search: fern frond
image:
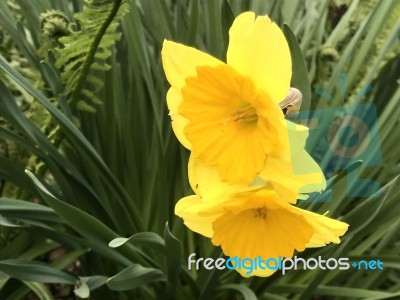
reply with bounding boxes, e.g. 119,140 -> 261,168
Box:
55,0 -> 129,112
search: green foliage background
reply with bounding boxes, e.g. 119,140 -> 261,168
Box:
0,0 -> 399,299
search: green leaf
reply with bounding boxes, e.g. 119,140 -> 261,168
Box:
25,170 -> 119,242
81,275 -> 108,291
22,281 -> 53,300
283,24 -> 311,115
107,264 -> 165,291
343,175 -> 399,238
271,284 -> 393,298
0,198 -> 62,223
0,271 -> 8,290
0,55 -> 143,233
24,170 -> 138,267
74,279 -> 90,299
365,291 -> 400,300
0,215 -> 23,228
0,157 -> 38,196
0,80 -> 39,144
219,284 -> 258,300
108,237 -> 132,248
164,222 -> 183,297
0,260 -> 76,284
221,0 -> 235,55
51,249 -> 89,270
108,232 -> 164,249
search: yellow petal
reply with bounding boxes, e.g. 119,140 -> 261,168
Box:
302,210 -> 349,247
235,266 -> 277,278
210,188 -> 347,277
227,12 -> 292,104
294,149 -> 326,196
166,88 -> 191,149
286,120 -> 309,155
174,195 -> 218,238
188,155 -> 264,202
188,155 -> 236,201
277,198 -> 348,247
287,121 -> 326,196
260,155 -> 325,203
161,40 -> 223,89
212,200 -> 313,261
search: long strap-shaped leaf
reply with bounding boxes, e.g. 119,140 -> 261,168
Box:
0,55 -> 143,233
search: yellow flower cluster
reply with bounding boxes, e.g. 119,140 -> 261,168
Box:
162,12 -> 348,277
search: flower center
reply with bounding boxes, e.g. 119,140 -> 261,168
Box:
230,104 -> 258,124
253,207 -> 267,219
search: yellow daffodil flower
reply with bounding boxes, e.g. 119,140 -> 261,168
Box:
164,11 -> 348,278
162,12 -> 297,183
175,169 -> 348,277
